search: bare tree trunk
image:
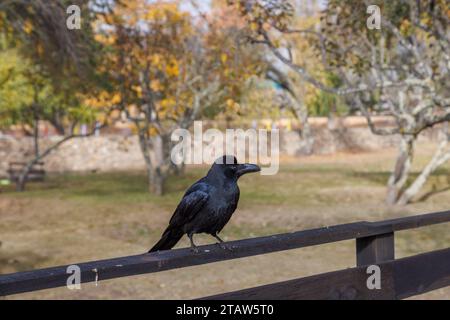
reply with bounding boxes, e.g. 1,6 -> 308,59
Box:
16,164 -> 32,192
149,167 -> 165,195
170,161 -> 185,176
17,115 -> 41,191
291,100 -> 314,155
137,130 -> 172,196
14,120 -> 106,192
149,135 -> 167,196
397,132 -> 450,205
386,135 -> 415,205
137,129 -> 157,195
33,118 -> 40,158
16,135 -> 71,191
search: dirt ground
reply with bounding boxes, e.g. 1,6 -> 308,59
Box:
0,143 -> 449,299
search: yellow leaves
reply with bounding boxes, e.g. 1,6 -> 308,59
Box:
150,80 -> 162,92
149,54 -> 179,78
160,98 -> 176,110
94,34 -> 103,42
94,33 -> 116,45
150,54 -> 162,66
84,91 -> 121,108
250,22 -> 259,31
166,61 -> 179,77
132,85 -> 143,98
36,42 -> 44,57
226,98 -> 240,112
273,39 -> 281,48
419,16 -> 431,27
111,93 -> 121,104
400,19 -> 411,35
144,2 -> 187,25
221,53 -> 228,64
148,127 -> 159,136
23,20 -> 33,34
223,68 -> 231,77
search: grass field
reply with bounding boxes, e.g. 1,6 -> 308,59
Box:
1,144 -> 449,299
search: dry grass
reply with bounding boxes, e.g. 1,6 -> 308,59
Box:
0,143 -> 449,299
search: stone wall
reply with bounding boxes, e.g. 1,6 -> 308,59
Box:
0,135 -> 144,176
0,125 -> 444,177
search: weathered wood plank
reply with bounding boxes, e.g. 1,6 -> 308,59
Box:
201,248 -> 450,300
394,248 -> 450,299
0,210 -> 449,296
356,232 -> 395,266
201,265 -> 396,300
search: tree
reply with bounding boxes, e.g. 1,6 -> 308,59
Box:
264,2 -> 325,154
96,0 -> 263,195
0,0 -> 115,191
0,46 -> 111,191
231,0 -> 450,205
0,0 -> 106,81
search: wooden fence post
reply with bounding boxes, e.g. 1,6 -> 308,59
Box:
356,232 -> 395,266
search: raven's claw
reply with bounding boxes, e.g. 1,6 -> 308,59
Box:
190,246 -> 199,253
217,242 -> 233,251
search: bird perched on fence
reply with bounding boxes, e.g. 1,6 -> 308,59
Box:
149,155 -> 260,253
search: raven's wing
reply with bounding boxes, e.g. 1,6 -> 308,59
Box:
149,181 -> 210,252
167,181 -> 210,229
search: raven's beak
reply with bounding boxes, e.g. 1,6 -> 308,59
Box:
236,163 -> 261,177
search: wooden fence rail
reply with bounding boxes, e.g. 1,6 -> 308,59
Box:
0,210 -> 449,299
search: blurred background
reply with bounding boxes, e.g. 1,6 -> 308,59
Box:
0,0 -> 449,299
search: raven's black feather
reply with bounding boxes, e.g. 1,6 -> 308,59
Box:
148,156 -> 260,252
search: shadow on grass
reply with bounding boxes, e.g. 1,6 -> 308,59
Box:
347,171 -> 391,186
416,186 -> 450,203
347,168 -> 450,190
3,165 -> 449,207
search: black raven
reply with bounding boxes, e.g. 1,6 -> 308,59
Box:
149,155 -> 260,252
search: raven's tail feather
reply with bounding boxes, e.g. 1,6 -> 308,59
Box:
149,228 -> 183,252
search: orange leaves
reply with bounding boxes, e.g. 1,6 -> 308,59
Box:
226,98 -> 234,108
150,80 -> 162,92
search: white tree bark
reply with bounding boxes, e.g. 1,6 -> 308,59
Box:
386,135 -> 414,205
398,133 -> 450,205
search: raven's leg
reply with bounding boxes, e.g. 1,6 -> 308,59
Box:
213,233 -> 225,243
188,233 -> 199,253
212,233 -> 233,251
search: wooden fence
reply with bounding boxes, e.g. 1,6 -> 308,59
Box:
0,210 -> 449,299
